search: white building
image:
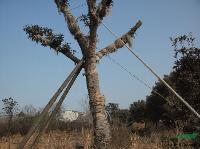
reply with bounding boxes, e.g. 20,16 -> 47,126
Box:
60,110 -> 79,122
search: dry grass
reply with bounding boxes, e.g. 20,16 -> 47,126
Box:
0,127 -> 198,149
0,129 -> 92,149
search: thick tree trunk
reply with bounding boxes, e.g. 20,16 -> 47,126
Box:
84,54 -> 111,148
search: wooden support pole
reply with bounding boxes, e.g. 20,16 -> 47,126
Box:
17,60 -> 84,149
30,66 -> 82,148
102,22 -> 200,119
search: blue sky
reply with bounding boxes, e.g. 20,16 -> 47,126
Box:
0,0 -> 200,111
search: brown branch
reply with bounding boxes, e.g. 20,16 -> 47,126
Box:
33,35 -> 80,63
96,20 -> 142,60
96,0 -> 113,21
87,0 -> 98,32
55,0 -> 89,57
86,0 -> 99,53
87,0 -> 96,14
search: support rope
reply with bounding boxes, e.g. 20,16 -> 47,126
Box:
102,22 -> 200,119
106,55 -> 182,110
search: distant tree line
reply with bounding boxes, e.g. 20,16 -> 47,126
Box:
0,98 -> 91,138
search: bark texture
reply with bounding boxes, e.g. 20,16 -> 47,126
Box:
85,55 -> 111,148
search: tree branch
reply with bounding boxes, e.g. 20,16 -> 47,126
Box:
24,25 -> 80,63
96,0 -> 113,21
87,0 -> 99,53
96,20 -> 142,60
87,0 -> 96,14
55,0 -> 89,57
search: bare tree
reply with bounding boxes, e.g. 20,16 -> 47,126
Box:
22,105 -> 37,116
23,0 -> 142,148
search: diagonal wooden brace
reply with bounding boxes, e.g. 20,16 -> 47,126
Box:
17,60 -> 84,149
30,65 -> 82,148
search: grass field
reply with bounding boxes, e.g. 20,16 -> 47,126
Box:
0,126 -> 198,149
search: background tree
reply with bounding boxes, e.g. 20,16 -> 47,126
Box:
106,102 -> 119,119
145,76 -> 175,126
2,97 -> 19,149
105,103 -> 129,124
22,104 -> 37,116
2,97 -> 19,126
23,0 -> 142,147
129,100 -> 146,123
170,33 -> 200,120
145,33 -> 200,126
115,109 -> 130,124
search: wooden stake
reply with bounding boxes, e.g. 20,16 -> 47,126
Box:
17,60 -> 83,149
30,66 -> 82,148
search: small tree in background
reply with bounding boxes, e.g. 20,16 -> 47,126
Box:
129,100 -> 146,123
2,97 -> 19,125
2,97 -> 19,149
106,103 -> 119,119
22,104 -> 37,116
